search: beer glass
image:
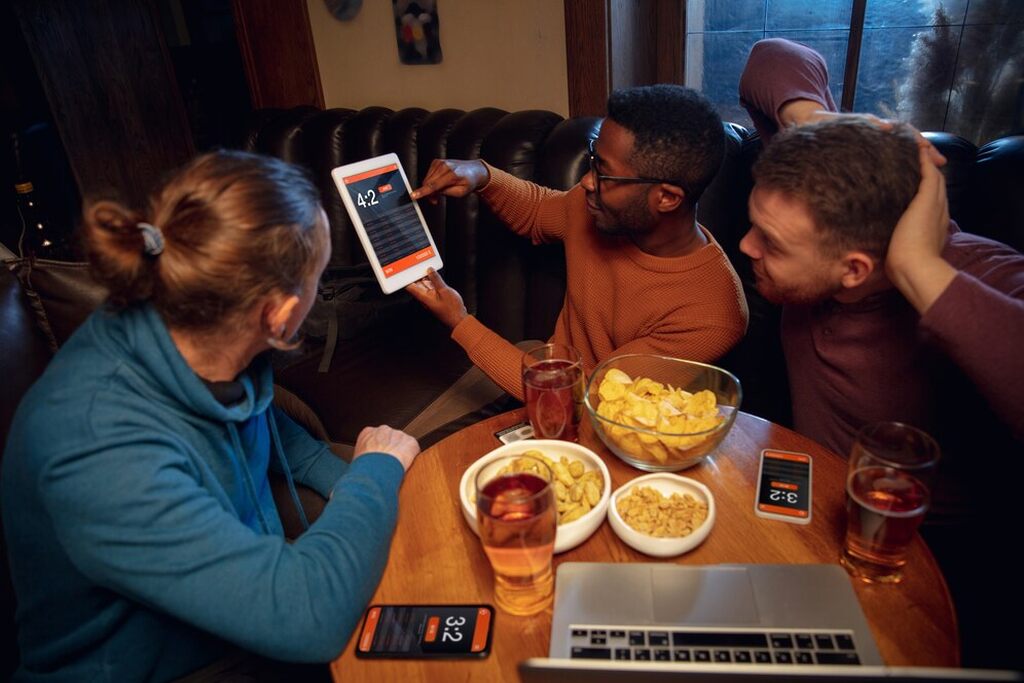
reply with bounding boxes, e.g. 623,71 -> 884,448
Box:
521,343 -> 584,442
475,454 -> 557,615
840,422 -> 940,584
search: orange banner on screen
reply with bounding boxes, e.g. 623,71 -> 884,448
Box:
344,164 -> 398,185
758,503 -> 808,517
471,608 -> 491,652
765,450 -> 810,463
382,246 -> 435,277
424,616 -> 440,643
771,481 -> 798,491
358,607 -> 381,652
378,183 -> 393,193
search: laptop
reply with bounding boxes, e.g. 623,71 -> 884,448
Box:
521,562 -> 1022,681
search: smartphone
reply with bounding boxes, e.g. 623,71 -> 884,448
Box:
755,449 -> 812,524
355,604 -> 494,658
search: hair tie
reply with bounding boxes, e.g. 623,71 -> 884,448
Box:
137,222 -> 165,256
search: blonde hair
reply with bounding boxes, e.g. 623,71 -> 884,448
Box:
82,151 -> 328,332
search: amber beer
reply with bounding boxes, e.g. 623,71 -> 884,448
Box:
840,422 -> 939,584
522,344 -> 584,442
842,467 -> 929,582
476,456 -> 557,615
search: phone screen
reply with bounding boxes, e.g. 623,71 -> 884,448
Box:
756,449 -> 812,522
340,164 -> 436,279
355,604 -> 494,658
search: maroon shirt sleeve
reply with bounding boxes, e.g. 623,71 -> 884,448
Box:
738,38 -> 838,142
921,233 -> 1024,439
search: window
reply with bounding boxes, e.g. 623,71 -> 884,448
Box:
684,0 -> 1024,145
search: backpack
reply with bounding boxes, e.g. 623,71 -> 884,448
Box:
301,263 -> 413,372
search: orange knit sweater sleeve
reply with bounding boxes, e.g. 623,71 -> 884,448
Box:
451,315 -> 529,400
477,164 -> 571,244
446,165 -> 579,401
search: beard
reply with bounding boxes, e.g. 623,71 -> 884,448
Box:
589,190 -> 657,238
751,265 -> 841,306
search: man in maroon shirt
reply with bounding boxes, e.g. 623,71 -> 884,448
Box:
738,38 -> 1024,669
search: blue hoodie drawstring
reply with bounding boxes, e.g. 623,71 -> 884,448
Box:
226,423 -> 272,535
266,410 -> 310,532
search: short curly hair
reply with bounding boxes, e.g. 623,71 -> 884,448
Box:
752,120 -> 922,255
607,85 -> 725,206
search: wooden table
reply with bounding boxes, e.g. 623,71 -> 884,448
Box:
331,410 -> 958,681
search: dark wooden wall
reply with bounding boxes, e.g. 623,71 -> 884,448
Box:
12,0 -> 195,211
231,0 -> 324,110
565,0 -> 685,117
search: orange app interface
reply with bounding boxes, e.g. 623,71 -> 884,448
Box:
356,605 -> 492,656
757,450 -> 810,518
344,165 -> 434,277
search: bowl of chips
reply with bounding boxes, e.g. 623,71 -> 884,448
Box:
459,440 -> 611,554
608,473 -> 715,557
584,354 -> 741,471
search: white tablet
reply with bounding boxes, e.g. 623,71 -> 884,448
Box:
331,153 -> 443,294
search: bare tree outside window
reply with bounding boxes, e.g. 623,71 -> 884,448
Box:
897,1 -> 1024,144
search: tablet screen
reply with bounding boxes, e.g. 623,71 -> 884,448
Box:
340,163 -> 436,279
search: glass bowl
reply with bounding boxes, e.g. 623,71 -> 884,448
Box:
584,354 -> 742,471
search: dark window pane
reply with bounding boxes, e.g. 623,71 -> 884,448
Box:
766,0 -> 853,31
865,0 -> 967,28
685,31 -> 766,128
966,0 -> 1024,25
946,23 -> 1024,144
853,26 -> 960,131
763,30 -> 849,101
686,0 -> 766,32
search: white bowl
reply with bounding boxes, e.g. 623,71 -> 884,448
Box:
607,473 -> 715,557
459,440 -> 611,554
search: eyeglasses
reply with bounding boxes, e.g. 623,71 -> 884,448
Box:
587,138 -> 684,200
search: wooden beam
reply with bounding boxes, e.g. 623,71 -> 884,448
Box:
232,0 -> 324,110
565,0 -> 611,117
11,0 -> 195,210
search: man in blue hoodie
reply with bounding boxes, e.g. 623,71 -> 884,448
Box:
2,151 -> 420,681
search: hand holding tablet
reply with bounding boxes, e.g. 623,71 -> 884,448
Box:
406,268 -> 467,330
331,153 -> 444,293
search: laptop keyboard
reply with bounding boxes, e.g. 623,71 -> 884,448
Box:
568,627 -> 861,665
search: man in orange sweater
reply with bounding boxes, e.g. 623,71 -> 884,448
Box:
407,85 -> 748,401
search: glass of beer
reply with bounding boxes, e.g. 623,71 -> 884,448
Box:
475,454 -> 557,615
522,343 -> 584,442
840,422 -> 940,584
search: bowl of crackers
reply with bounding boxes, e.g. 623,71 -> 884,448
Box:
584,354 -> 741,471
459,440 -> 611,554
608,473 -> 715,557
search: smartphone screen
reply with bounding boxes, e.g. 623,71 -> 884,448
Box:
755,449 -> 812,524
355,604 -> 494,658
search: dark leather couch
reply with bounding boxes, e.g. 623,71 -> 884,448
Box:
1,106 -> 1021,677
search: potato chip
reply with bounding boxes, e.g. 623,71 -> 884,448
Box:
594,372 -> 726,465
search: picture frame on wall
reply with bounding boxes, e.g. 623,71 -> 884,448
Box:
393,0 -> 442,65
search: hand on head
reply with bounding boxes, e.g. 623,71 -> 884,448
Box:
883,143 -> 957,313
353,425 -> 421,472
405,268 -> 468,329
781,99 -> 947,167
410,159 -> 490,204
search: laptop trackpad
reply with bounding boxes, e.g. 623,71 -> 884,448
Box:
651,565 -> 760,624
